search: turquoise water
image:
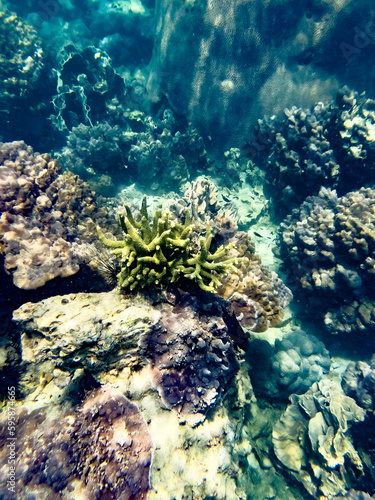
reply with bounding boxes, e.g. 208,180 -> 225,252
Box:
0,1 -> 375,499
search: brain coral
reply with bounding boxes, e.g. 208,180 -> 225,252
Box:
0,141 -> 117,289
279,186 -> 375,333
0,386 -> 153,499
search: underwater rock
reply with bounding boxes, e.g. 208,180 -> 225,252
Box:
272,377 -> 367,498
0,141 -> 118,289
250,330 -> 331,400
0,385 -> 153,499
12,289 -> 157,396
147,0 -> 375,151
13,287 -> 240,425
280,186 -> 375,333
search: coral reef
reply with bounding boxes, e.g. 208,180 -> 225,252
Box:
0,141 -> 117,289
51,44 -> 126,132
257,102 -> 339,213
250,330 -> 331,400
279,186 -> 375,333
272,378 -> 367,498
13,287 -> 241,426
139,288 -> 239,426
0,385 -> 153,499
169,176 -> 221,224
126,109 -> 208,191
0,2 -> 45,119
58,121 -> 130,187
217,232 -> 292,332
98,195 -> 237,292
336,87 -> 375,187
106,179 -> 292,332
342,355 -> 375,410
57,107 -> 208,193
10,287 -> 303,499
246,88 -> 375,216
324,298 -> 375,335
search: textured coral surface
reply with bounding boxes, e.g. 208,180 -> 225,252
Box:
0,386 -> 153,500
0,141 -> 116,289
280,186 -> 375,333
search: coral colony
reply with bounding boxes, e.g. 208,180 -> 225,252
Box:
97,195 -> 237,292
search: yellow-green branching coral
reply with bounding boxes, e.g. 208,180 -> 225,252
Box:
97,196 -> 237,292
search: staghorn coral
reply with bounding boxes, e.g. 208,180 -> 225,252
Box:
279,186 -> 375,333
0,385 -> 153,499
0,141 -> 117,289
98,195 -> 237,292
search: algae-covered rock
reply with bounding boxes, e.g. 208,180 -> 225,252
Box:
13,287 -> 240,424
13,289 -> 158,396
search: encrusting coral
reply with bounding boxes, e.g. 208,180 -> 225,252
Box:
0,386 -> 153,499
98,195 -> 237,292
0,141 -> 118,289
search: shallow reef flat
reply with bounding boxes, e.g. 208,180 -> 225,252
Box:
2,288 -> 300,500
